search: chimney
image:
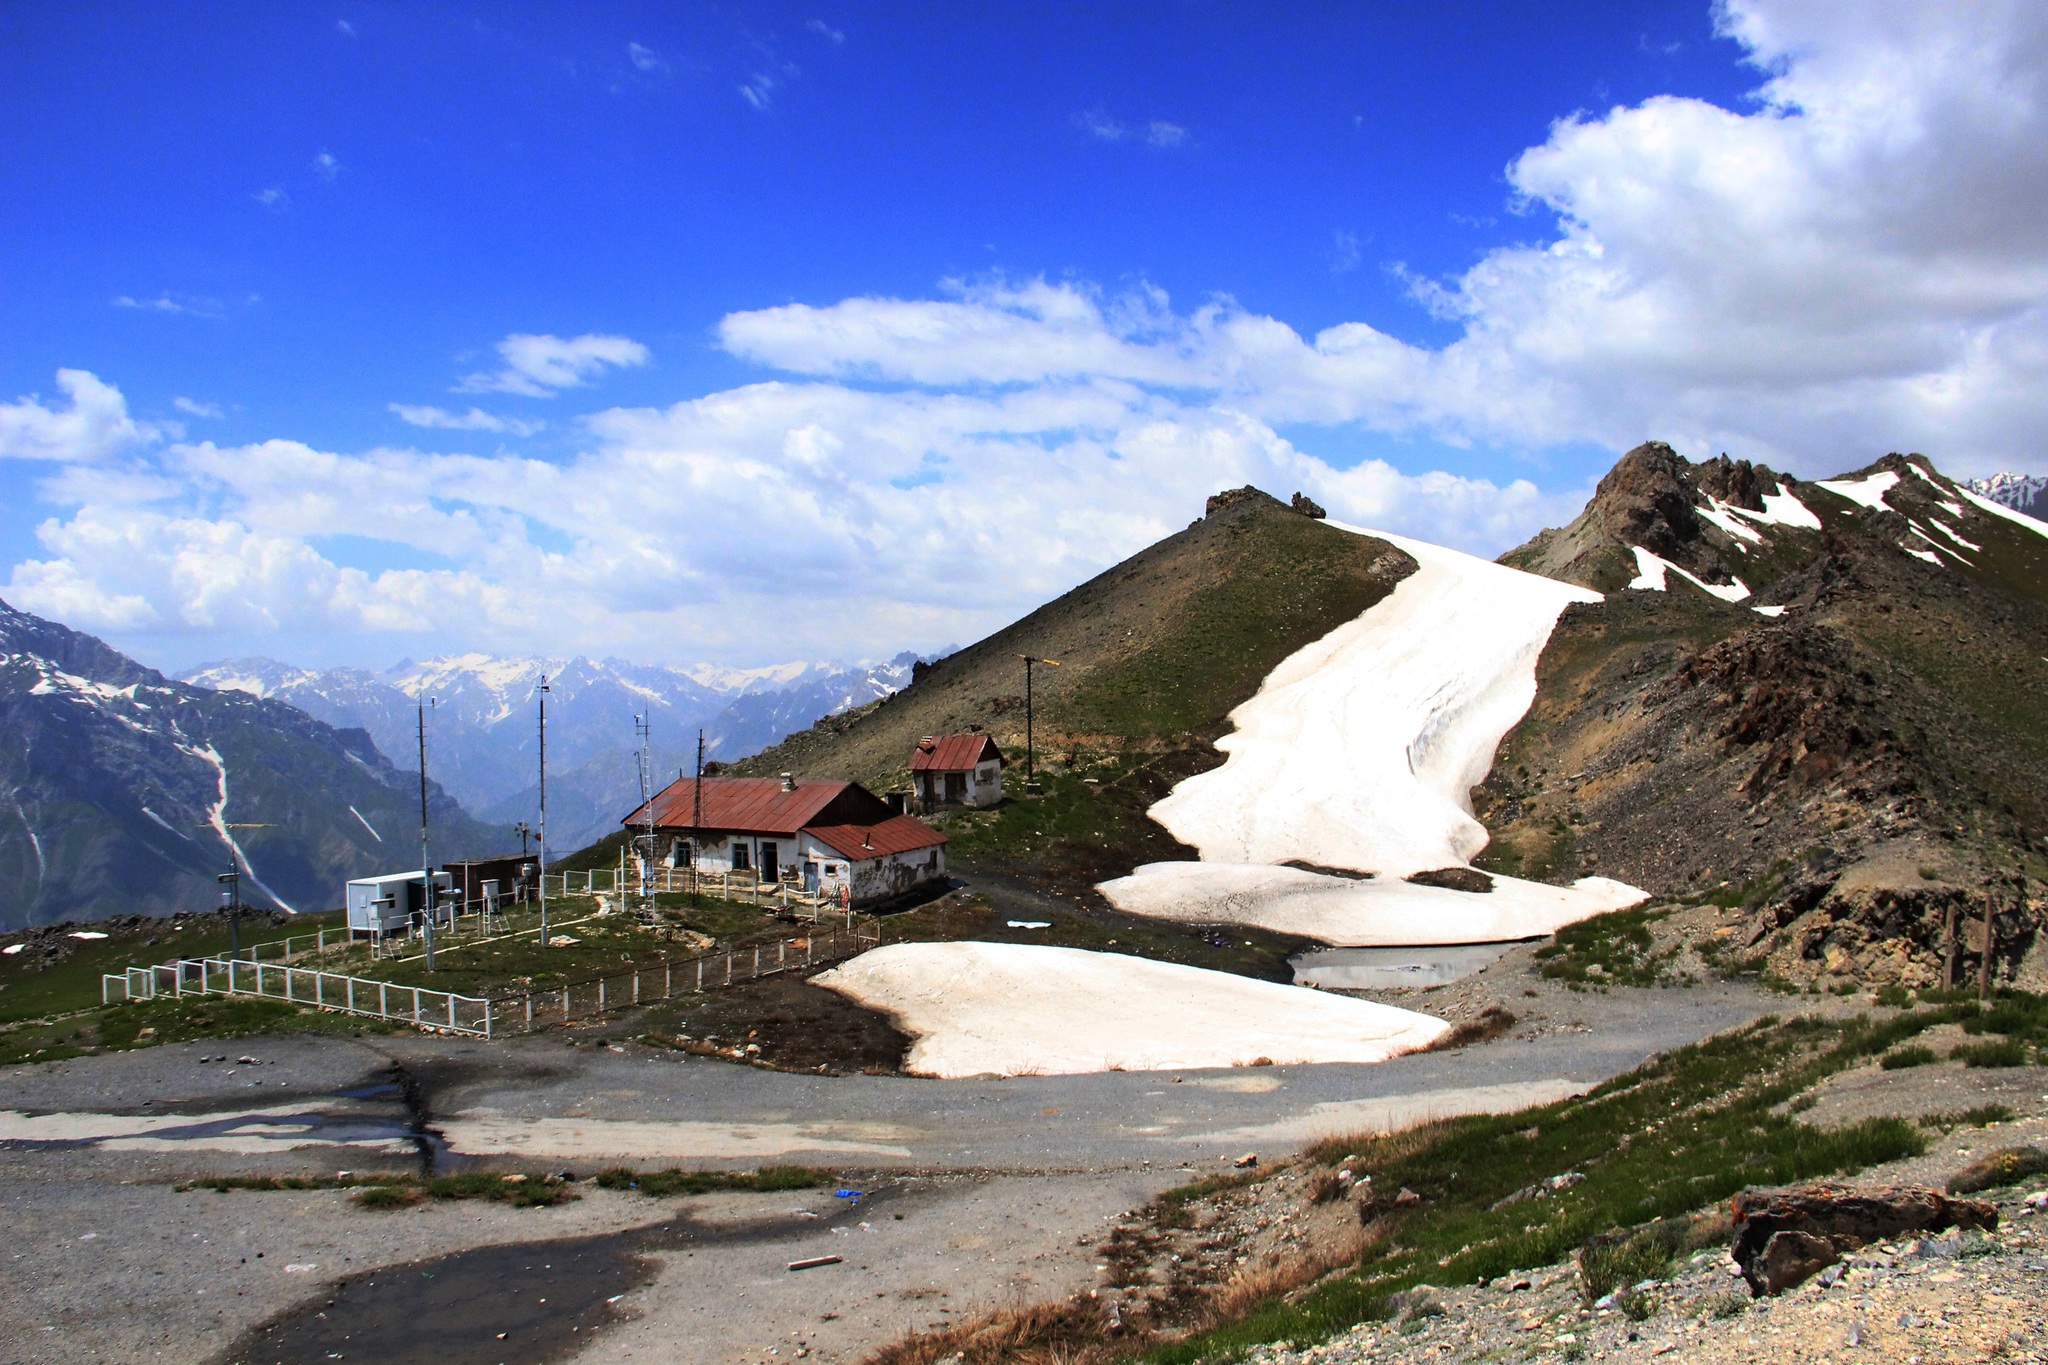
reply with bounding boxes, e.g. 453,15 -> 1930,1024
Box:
780,772 -> 796,792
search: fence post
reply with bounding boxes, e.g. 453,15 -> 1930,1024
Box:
412,986 -> 422,1024
317,972 -> 325,1009
599,979 -> 606,1011
285,969 -> 294,1003
447,995 -> 456,1029
347,977 -> 355,1013
779,941 -> 786,971
562,985 -> 570,1018
525,995 -> 533,1029
725,953 -> 732,986
754,945 -> 760,978
633,973 -> 640,1004
697,958 -> 703,992
665,961 -> 672,997
484,999 -> 493,1040
380,982 -> 389,1018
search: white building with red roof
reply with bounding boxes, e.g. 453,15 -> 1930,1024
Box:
622,773 -> 946,906
909,733 -> 1005,810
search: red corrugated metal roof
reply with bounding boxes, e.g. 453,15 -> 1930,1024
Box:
806,814 -> 948,861
909,733 -> 1002,772
624,776 -> 851,835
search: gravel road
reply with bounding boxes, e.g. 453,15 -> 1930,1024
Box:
0,953 -> 1786,1364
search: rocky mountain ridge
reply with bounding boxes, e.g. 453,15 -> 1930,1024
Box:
0,598 -> 508,930
1489,443 -> 2048,988
182,649 -> 935,850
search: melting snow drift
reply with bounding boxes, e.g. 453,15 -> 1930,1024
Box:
1098,526 -> 1647,947
813,942 -> 1450,1077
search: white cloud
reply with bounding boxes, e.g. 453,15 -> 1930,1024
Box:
173,397 -> 224,419
17,0 -> 2048,662
455,332 -> 651,397
335,19 -> 355,38
3,367 -> 1573,659
724,0 -> 2048,478
1075,112 -> 1189,149
627,42 -> 667,73
389,404 -> 544,436
252,186 -> 289,212
0,371 -> 163,464
739,73 -> 777,110
1077,110 -> 1125,141
311,150 -> 341,180
806,19 -> 845,44
113,293 -> 221,318
1331,231 -> 1363,274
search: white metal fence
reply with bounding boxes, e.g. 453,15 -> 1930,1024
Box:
99,923 -> 884,1040
103,956 -> 494,1036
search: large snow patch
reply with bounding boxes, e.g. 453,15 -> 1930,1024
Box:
812,942 -> 1449,1077
1100,862 -> 1648,948
1097,527 -> 1647,946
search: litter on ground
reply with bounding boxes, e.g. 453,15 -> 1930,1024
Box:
812,941 -> 1448,1078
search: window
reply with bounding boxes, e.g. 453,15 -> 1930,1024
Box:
731,841 -> 750,872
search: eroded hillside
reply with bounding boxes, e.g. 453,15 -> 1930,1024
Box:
1484,444 -> 2048,988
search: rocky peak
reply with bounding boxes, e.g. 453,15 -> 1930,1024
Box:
1500,441 -> 1793,593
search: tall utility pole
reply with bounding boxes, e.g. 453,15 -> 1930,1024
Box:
538,675 -> 550,947
1013,654 -> 1061,789
692,728 -> 705,901
634,713 -> 655,920
417,695 -> 436,972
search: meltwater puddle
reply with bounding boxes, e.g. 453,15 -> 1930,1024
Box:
1289,941 -> 1524,989
221,1188 -> 897,1365
0,1064 -> 451,1169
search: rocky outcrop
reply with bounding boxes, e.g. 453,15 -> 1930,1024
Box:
1501,441 -> 1790,593
1731,1183 -> 1997,1295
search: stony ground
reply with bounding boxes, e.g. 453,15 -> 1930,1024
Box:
1149,1110 -> 2048,1365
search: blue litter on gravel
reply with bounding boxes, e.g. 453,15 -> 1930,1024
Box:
834,1189 -> 863,1199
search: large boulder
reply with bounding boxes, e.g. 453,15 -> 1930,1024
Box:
1731,1183 -> 1997,1295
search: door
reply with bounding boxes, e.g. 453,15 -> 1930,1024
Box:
759,841 -> 778,883
803,860 -> 820,892
945,772 -> 966,803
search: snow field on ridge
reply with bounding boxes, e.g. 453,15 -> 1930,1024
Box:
1099,527 -> 1646,947
811,942 -> 1451,1078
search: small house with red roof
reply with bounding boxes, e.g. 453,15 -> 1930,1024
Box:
622,773 -> 946,906
909,733 -> 1005,811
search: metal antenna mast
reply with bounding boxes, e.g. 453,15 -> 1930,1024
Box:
538,674 -> 550,948
692,728 -> 705,901
1013,654 -> 1061,789
417,693 -> 436,971
635,712 -> 655,920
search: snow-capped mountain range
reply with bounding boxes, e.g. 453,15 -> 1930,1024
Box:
0,597 -> 504,930
1964,472 -> 2048,521
179,651 -> 937,852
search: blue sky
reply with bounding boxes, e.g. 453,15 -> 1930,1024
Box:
3,2 -> 2044,669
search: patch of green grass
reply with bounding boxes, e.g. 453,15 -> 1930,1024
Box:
1153,1005 -> 1972,1365
1880,1045 -> 1938,1070
179,1174 -> 410,1193
1920,1105 -> 2016,1132
1060,511 -> 1406,737
1531,906 -> 1678,988
591,1165 -> 822,1196
1953,1038 -> 2030,1068
1875,985 -> 1916,1009
1,993 -> 378,1065
420,1171 -> 577,1207
0,914 -> 341,1026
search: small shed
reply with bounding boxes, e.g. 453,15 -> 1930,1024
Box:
910,733 -> 1005,810
345,870 -> 452,938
